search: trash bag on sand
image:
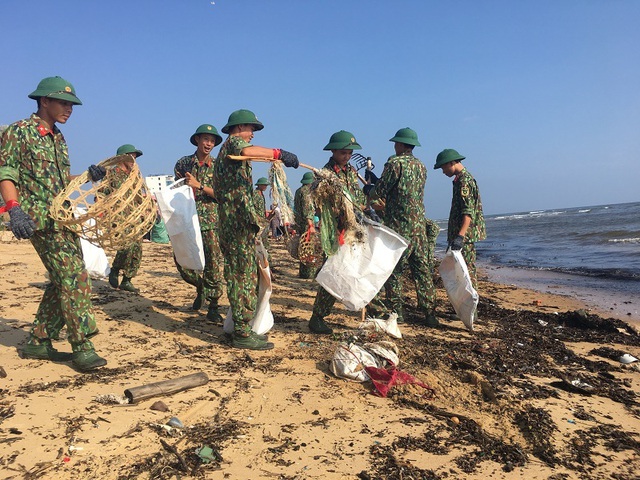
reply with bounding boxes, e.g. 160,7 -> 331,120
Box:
439,249 -> 477,331
358,312 -> 402,339
329,343 -> 380,382
223,242 -> 274,336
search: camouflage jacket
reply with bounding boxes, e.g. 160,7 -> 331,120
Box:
294,184 -> 315,232
322,157 -> 365,209
253,189 -> 268,225
448,168 -> 486,243
174,153 -> 218,231
370,154 -> 427,237
0,114 -> 71,231
100,164 -> 131,195
214,135 -> 260,230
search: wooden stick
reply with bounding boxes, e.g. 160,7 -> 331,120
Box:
228,155 -> 318,172
124,372 -> 209,403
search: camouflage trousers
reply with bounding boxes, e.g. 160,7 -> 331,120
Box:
462,242 -> 478,291
298,262 -> 317,279
387,233 -> 436,314
112,240 -> 142,278
29,228 -> 97,352
259,222 -> 272,265
175,229 -> 224,304
218,224 -> 258,336
425,217 -> 440,271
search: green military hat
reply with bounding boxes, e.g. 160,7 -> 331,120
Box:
255,177 -> 269,186
116,144 -> 143,157
190,124 -> 223,146
323,130 -> 362,151
390,127 -> 421,147
300,172 -> 314,184
434,148 -> 465,169
28,76 -> 82,105
221,109 -> 264,134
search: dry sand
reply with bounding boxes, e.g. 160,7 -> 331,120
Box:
1,235 -> 639,479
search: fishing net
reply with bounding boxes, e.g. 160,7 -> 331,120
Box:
49,154 -> 156,250
310,169 -> 365,256
268,162 -> 294,226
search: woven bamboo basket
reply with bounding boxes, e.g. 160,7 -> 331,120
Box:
49,154 -> 156,250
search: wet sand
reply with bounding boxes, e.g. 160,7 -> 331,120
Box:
0,236 -> 639,479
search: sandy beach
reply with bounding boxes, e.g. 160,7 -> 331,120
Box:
1,235 -> 639,479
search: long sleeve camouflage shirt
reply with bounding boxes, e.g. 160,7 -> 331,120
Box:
448,168 -> 486,243
322,157 -> 365,209
369,153 -> 427,238
214,135 -> 261,230
294,184 -> 315,232
174,153 -> 218,231
0,114 -> 71,231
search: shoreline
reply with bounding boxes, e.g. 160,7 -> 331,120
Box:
478,261 -> 640,326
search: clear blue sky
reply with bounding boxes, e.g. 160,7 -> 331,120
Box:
1,0 -> 638,220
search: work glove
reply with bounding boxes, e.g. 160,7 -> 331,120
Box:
449,234 -> 464,251
362,184 -> 375,196
8,205 -> 36,240
364,207 -> 382,223
364,170 -> 379,185
278,150 -> 299,169
88,164 -> 107,182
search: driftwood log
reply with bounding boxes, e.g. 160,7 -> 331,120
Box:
124,372 -> 209,404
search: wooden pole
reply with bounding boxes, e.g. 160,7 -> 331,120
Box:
124,372 -> 209,404
228,155 -> 318,172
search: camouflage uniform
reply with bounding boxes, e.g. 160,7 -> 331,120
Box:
425,217 -> 440,273
173,153 -> 224,306
214,136 -> 260,336
370,154 -> 436,316
447,168 -> 486,289
253,188 -> 271,261
311,158 -> 387,319
0,115 -> 97,352
101,166 -> 143,278
293,183 -> 317,278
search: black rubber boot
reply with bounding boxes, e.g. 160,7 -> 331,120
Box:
108,269 -> 119,289
309,315 -> 333,334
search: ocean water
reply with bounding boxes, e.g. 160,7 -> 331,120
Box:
434,201 -> 640,320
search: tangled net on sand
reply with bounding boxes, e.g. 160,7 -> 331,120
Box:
310,169 -> 365,256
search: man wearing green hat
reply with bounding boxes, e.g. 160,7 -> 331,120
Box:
104,144 -> 145,293
173,124 -> 226,323
0,76 -> 107,371
434,148 -> 486,290
366,128 -> 438,327
214,109 -> 299,350
294,171 -> 317,278
307,130 -> 389,334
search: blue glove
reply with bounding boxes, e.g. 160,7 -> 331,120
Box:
450,234 -> 464,251
364,170 -> 379,185
363,184 -> 375,196
278,150 -> 299,169
88,164 -> 107,182
8,205 -> 36,239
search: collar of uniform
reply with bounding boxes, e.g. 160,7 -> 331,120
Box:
195,153 -> 212,167
453,167 -> 466,183
31,114 -> 54,137
328,158 -> 351,173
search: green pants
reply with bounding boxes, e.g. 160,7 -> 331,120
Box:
112,240 -> 142,278
175,229 -> 224,304
29,228 -> 97,352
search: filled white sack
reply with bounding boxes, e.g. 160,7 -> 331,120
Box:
439,249 -> 478,331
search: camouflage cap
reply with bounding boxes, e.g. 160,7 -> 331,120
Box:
28,76 -> 82,105
190,124 -> 223,146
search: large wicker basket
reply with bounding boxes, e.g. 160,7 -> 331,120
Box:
49,154 -> 156,250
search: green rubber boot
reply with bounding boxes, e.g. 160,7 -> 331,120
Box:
309,314 -> 333,334
72,350 -> 108,371
119,277 -> 140,293
108,269 -> 119,289
231,331 -> 274,350
423,312 -> 440,328
22,340 -> 72,362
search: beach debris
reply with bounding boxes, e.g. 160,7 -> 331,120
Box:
160,438 -> 189,472
124,372 -> 209,404
538,319 -> 548,327
556,377 -> 597,395
195,445 -> 222,464
0,366 -> 6,378
68,445 -> 84,453
94,393 -> 130,405
359,313 -> 402,339
166,417 -> 184,429
150,400 -> 169,412
618,353 -> 638,364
